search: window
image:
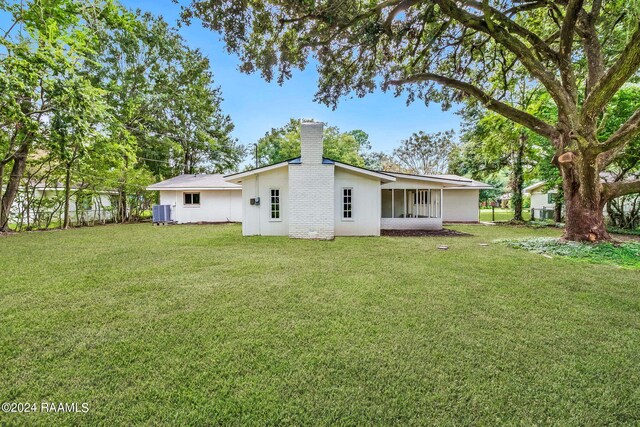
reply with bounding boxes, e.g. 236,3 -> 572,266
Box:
184,192 -> 200,206
343,188 -> 352,219
548,193 -> 556,204
270,189 -> 280,220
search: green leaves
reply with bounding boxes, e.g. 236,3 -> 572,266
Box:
255,118 -> 369,167
392,130 -> 455,175
1,0 -> 240,229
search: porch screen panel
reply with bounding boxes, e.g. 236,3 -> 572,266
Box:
416,190 -> 429,218
406,190 -> 416,218
392,189 -> 405,218
431,190 -> 441,218
381,189 -> 393,218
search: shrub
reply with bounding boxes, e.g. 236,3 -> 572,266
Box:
498,237 -> 640,269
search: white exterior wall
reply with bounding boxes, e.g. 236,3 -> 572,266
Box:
381,177 -> 444,191
442,189 -> 480,222
11,189 -> 115,224
241,167 -> 289,236
334,168 -> 381,236
288,163 -> 335,239
530,190 -> 555,210
160,189 -> 241,223
380,218 -> 442,230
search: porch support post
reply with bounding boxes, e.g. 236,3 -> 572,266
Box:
440,188 -> 443,220
404,189 -> 407,218
391,189 -> 394,218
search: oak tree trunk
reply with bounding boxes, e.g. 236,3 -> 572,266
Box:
511,133 -> 526,221
0,142 -> 29,232
558,149 -> 610,242
119,189 -> 128,223
0,162 -> 5,227
62,163 -> 72,229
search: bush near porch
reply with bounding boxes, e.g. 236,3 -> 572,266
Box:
1,223 -> 639,425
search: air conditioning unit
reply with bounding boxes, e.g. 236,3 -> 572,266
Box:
152,204 -> 172,224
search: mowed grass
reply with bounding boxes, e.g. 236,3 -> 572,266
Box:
479,208 -> 532,222
1,224 -> 640,426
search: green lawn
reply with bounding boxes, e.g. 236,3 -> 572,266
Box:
479,208 -> 532,222
1,224 -> 639,425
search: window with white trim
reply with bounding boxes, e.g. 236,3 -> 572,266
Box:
183,192 -> 200,206
342,188 -> 352,219
270,189 -> 280,220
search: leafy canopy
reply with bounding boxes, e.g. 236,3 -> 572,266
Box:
255,118 -> 371,167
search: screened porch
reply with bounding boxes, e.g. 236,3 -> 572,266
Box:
380,188 -> 443,230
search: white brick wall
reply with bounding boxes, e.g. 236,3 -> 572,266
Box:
287,121 -> 336,239
300,121 -> 324,164
288,163 -> 335,239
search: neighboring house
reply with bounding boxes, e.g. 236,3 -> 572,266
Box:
526,176 -> 640,221
146,174 -> 242,223
11,184 -> 116,226
223,121 -> 491,239
524,182 -> 558,219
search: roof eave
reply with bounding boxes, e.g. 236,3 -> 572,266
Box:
146,186 -> 241,191
223,160 -> 291,182
333,162 -> 396,182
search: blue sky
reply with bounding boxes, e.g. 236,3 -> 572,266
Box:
122,0 -> 462,154
0,0 -> 462,154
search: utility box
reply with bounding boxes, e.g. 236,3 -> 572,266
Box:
152,204 -> 172,224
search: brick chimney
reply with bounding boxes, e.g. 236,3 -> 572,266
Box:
288,119 -> 335,239
300,120 -> 324,164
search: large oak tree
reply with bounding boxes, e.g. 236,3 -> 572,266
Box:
184,0 -> 640,241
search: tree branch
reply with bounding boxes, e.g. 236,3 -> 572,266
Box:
582,21 -> 640,122
602,179 -> 640,200
464,0 -> 560,63
433,0 -> 577,121
558,0 -> 583,103
385,73 -> 559,139
578,6 -> 604,97
383,0 -> 420,33
599,107 -> 640,153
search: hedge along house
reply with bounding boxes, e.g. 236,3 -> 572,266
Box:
146,174 -> 242,223
224,121 -> 491,239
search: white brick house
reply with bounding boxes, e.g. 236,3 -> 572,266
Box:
224,121 -> 491,239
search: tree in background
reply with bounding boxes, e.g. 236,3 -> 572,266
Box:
90,9 -> 242,221
0,0 -> 117,231
600,85 -> 640,229
185,0 -> 640,241
255,119 -> 370,167
392,130 -> 455,175
361,151 -> 405,172
48,78 -> 108,229
452,108 -> 543,221
1,1 -> 242,231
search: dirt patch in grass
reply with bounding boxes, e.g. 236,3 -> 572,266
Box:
611,233 -> 640,242
381,228 -> 473,237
